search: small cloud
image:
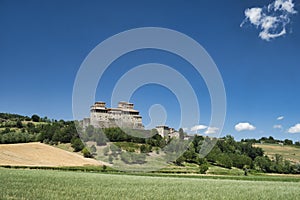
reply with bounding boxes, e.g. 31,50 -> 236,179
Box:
273,124 -> 283,129
235,122 -> 256,132
277,116 -> 284,120
288,123 -> 300,133
182,128 -> 189,132
273,0 -> 297,14
241,0 -> 297,41
204,127 -> 219,135
190,124 -> 207,132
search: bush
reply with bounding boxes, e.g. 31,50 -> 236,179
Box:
199,164 -> 209,174
82,147 -> 92,158
108,155 -> 113,164
217,154 -> 233,169
16,120 -> 23,128
120,151 -> 146,164
31,114 -> 40,122
140,144 -> 152,153
71,138 -> 84,152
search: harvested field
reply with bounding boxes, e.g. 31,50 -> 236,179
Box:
254,143 -> 300,163
0,142 -> 103,167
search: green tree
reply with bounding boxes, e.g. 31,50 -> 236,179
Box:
199,163 -> 209,174
179,128 -> 184,140
82,147 -> 92,158
31,114 -> 40,122
16,120 -> 23,128
108,155 -> 113,164
254,156 -> 271,172
103,146 -> 110,156
71,138 -> 84,152
175,155 -> 185,166
217,153 -> 233,169
284,139 -> 293,145
85,125 -> 95,138
90,145 -> 97,154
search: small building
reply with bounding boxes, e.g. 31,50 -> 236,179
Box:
155,125 -> 179,139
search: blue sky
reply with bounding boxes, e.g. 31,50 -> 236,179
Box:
1,0 -> 300,141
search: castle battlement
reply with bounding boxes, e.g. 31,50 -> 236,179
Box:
85,101 -> 144,129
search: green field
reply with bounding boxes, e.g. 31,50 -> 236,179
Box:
1,168 -> 300,200
254,143 -> 300,163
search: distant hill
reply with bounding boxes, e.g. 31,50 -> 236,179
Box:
254,143 -> 300,164
0,142 -> 104,167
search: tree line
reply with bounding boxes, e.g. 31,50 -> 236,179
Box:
1,113 -> 300,174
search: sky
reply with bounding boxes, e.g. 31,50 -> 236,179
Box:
1,0 -> 300,141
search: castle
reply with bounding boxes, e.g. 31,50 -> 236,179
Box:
83,101 -> 144,129
82,101 -> 180,139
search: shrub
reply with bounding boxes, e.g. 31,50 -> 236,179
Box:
199,164 -> 209,174
31,114 -> 40,122
82,147 -> 92,158
71,138 -> 84,152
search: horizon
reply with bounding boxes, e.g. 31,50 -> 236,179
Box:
1,0 -> 300,142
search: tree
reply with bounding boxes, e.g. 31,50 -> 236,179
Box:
199,164 -> 209,174
82,147 -> 92,158
85,125 -> 95,138
1,127 -> 10,134
16,120 -> 23,128
31,114 -> 40,122
26,122 -> 35,133
283,139 -> 293,145
90,145 -> 97,154
71,138 -> 84,152
231,154 -> 252,169
108,155 -> 113,164
175,155 -> 185,166
94,128 -> 106,146
140,144 -> 152,153
103,146 -> 110,156
217,153 -> 233,169
179,128 -> 184,140
254,156 -> 271,172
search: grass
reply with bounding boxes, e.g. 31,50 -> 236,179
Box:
208,165 -> 244,176
254,143 -> 300,163
114,142 -> 141,152
1,168 -> 300,200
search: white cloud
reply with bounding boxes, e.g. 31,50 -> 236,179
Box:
277,116 -> 284,120
241,0 -> 297,41
204,127 -> 219,135
288,124 -> 300,133
182,128 -> 189,132
273,124 -> 283,129
244,8 -> 263,26
235,122 -> 256,132
190,124 -> 207,132
273,0 -> 297,13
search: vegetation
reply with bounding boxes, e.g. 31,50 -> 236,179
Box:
1,168 -> 300,200
1,112 -> 300,174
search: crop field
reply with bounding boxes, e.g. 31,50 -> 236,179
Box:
0,142 -> 103,167
254,143 -> 300,163
1,168 -> 300,200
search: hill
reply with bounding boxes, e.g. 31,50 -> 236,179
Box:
0,142 -> 104,167
254,143 -> 300,164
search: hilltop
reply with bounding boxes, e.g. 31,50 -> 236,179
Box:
1,112 -> 300,175
254,143 -> 300,164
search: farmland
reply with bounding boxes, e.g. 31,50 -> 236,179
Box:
1,168 -> 300,200
0,142 -> 104,167
254,143 -> 300,163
